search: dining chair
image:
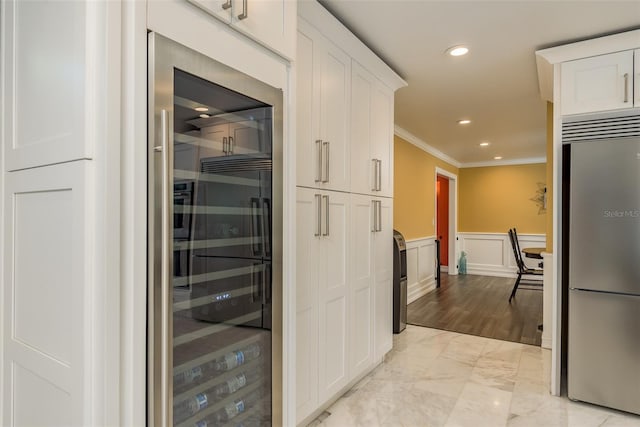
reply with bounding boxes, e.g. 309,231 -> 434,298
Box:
508,228 -> 543,303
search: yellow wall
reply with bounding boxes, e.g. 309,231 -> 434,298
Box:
458,163 -> 546,234
393,135 -> 458,240
546,102 -> 554,252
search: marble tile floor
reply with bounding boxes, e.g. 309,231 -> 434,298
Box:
308,325 -> 640,427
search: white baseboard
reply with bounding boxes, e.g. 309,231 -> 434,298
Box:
405,236 -> 437,304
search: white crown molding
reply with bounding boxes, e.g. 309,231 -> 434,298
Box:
394,126 -> 546,169
394,125 -> 462,168
460,157 -> 547,168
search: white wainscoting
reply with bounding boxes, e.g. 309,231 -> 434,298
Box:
405,237 -> 438,304
459,232 -> 546,277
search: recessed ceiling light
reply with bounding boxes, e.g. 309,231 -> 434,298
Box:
457,119 -> 471,125
195,106 -> 209,112
446,45 -> 469,57
199,114 -> 210,119
494,156 -> 503,160
480,142 -> 490,147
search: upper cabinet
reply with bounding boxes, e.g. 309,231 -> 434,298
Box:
187,0 -> 295,59
351,61 -> 394,197
561,50 -> 636,115
296,22 -> 351,192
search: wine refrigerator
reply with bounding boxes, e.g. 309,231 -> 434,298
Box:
148,32 -> 283,426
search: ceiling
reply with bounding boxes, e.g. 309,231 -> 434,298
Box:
319,0 -> 640,167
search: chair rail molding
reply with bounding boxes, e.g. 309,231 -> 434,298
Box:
405,236 -> 437,304
459,232 -> 546,278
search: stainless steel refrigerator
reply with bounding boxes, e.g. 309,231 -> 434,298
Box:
565,111 -> 640,415
148,33 -> 283,426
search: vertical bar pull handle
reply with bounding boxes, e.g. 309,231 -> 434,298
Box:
159,109 -> 172,426
322,141 -> 330,183
623,73 -> 629,103
229,135 -> 234,154
223,136 -> 228,154
371,159 -> 377,191
314,194 -> 322,237
378,200 -> 382,232
372,200 -> 377,232
377,159 -> 382,191
238,0 -> 248,20
222,0 -> 231,9
315,140 -> 322,183
323,195 -> 330,236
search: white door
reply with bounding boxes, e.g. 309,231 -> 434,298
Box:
229,119 -> 262,155
318,190 -> 350,402
200,123 -> 229,158
187,0 -> 233,23
561,50 -> 634,115
295,188 -> 320,421
350,61 -> 374,195
318,38 -> 351,192
371,81 -> 394,197
374,197 -> 394,359
349,194 -> 374,378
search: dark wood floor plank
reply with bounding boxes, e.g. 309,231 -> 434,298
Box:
407,273 -> 543,346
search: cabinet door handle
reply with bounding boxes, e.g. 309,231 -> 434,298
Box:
377,159 -> 382,191
371,159 -> 377,191
322,195 -> 330,236
222,0 -> 231,9
314,194 -> 321,237
223,136 -> 228,154
315,140 -> 322,183
322,141 -> 330,183
371,200 -> 377,232
238,0 -> 248,20
229,135 -> 234,154
623,73 -> 629,103
377,200 -> 382,232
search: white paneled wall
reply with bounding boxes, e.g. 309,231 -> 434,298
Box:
405,237 -> 438,303
459,232 -> 546,277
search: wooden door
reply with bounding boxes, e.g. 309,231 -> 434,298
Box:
436,175 -> 449,265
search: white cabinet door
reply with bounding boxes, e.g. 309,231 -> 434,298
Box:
371,83 -> 394,197
187,0 -> 295,59
229,120 -> 262,154
350,62 -> 375,195
318,190 -> 350,402
349,194 -> 374,378
295,188 -> 320,422
297,23 -> 350,191
635,49 -> 640,108
373,197 -> 393,359
561,50 -> 634,115
200,124 -> 229,158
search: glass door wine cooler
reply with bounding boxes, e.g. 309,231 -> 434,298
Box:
148,33 -> 283,427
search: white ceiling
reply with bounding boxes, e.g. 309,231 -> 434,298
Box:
319,0 -> 640,166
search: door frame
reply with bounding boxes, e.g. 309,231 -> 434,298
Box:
435,167 -> 458,275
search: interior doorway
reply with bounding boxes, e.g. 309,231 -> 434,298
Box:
435,168 -> 457,274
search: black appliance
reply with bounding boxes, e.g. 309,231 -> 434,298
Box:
393,230 -> 407,333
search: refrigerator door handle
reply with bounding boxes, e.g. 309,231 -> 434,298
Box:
159,109 -> 173,426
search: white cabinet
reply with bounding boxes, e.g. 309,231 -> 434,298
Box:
295,187 -> 350,422
561,50 -> 636,115
351,61 -> 394,197
373,197 -> 393,358
186,0 -> 295,59
296,22 -> 351,192
635,49 -> 640,108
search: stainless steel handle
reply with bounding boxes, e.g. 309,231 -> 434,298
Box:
262,198 -> 271,257
322,195 -> 329,236
229,135 -> 234,154
315,140 -> 322,183
322,141 -> 330,183
623,73 -> 629,103
377,160 -> 382,191
371,159 -> 377,191
222,0 -> 231,9
223,136 -> 228,154
237,0 -> 248,20
314,194 -> 321,237
159,109 -> 172,426
372,200 -> 377,232
377,200 -> 382,232
250,198 -> 262,255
